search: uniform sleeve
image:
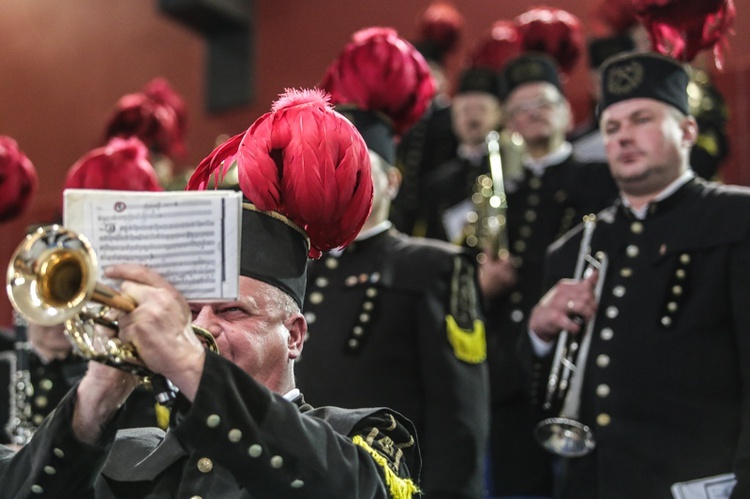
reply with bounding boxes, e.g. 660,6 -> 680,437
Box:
415,251 -> 490,499
0,388 -> 114,499
728,235 -> 750,498
170,351 -> 420,499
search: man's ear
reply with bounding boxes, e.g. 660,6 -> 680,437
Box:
386,166 -> 402,200
681,115 -> 699,147
286,313 -> 306,360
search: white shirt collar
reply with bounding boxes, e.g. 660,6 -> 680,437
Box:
355,221 -> 391,241
621,170 -> 695,219
522,142 -> 573,177
283,388 -> 301,401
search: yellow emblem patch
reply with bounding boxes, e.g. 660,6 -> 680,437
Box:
446,315 -> 486,364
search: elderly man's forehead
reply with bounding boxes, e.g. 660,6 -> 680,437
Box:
600,97 -> 670,121
506,81 -> 562,103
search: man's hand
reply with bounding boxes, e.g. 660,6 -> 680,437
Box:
105,264 -> 207,401
478,252 -> 517,299
528,270 -> 599,343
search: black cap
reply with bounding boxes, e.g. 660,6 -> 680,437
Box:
240,203 -> 310,308
500,53 -> 562,100
599,52 -> 690,116
336,106 -> 395,165
456,67 -> 503,99
587,34 -> 635,70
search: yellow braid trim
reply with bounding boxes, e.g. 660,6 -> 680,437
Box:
445,315 -> 486,364
352,435 -> 420,499
155,403 -> 170,431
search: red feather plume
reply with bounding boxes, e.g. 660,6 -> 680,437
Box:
64,137 -> 163,193
187,88 -> 373,259
320,27 -> 436,136
417,1 -> 465,56
105,78 -> 188,159
634,0 -> 735,67
514,7 -> 584,75
590,0 -> 640,37
469,20 -> 523,71
0,136 -> 37,223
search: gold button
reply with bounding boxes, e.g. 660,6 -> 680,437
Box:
308,292 -> 324,305
510,291 -> 522,303
527,194 -> 540,206
680,253 -> 691,264
315,277 -> 329,287
345,275 -> 358,286
366,287 -> 378,298
206,414 -> 221,428
596,354 -> 610,368
43,465 -> 56,475
630,221 -> 643,234
466,235 -> 478,247
672,285 -> 683,296
197,457 -> 213,473
362,301 -> 374,311
35,396 -> 48,408
348,338 -> 359,348
190,496 -> 203,499
620,268 -> 633,277
352,326 -> 364,337
554,190 -> 567,203
248,444 -> 262,458
39,378 -> 53,391
596,413 -> 611,426
626,245 -> 639,258
524,210 -> 537,222
325,257 -> 338,269
612,286 -> 626,298
270,455 -> 284,468
33,414 -> 44,425
596,384 -> 610,398
600,328 -> 614,341
519,225 -> 532,238
291,479 -> 305,488
31,485 -> 43,494
676,269 -> 686,279
53,448 -> 65,458
667,301 -> 678,312
529,177 -> 542,189
228,429 -> 242,443
514,240 -> 526,253
359,313 -> 370,323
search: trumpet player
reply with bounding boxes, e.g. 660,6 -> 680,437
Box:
526,52 -> 750,498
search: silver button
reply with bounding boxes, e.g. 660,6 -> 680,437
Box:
359,313 -> 370,323
31,485 -> 43,494
197,457 -> 213,473
510,309 -> 524,323
676,269 -> 686,279
43,465 -> 56,475
352,326 -> 364,336
596,384 -> 610,397
596,354 -> 610,368
524,210 -> 537,222
206,414 -> 221,428
672,285 -> 683,296
606,306 -> 618,319
366,287 -> 378,298
228,429 -> 242,443
53,448 -> 65,458
248,444 -> 262,458
519,225 -> 532,238
348,338 -> 359,348
667,301 -> 678,312
308,291 -> 324,305
626,245 -> 639,258
680,253 -> 691,264
362,301 -> 374,311
291,479 -> 305,488
270,455 -> 284,468
620,268 -> 633,277
630,222 -> 643,234
303,312 -> 316,324
315,277 -> 329,287
345,275 -> 358,286
325,257 -> 338,269
600,328 -> 614,341
612,285 -> 626,298
527,194 -> 540,206
661,316 -> 673,327
39,378 -> 53,391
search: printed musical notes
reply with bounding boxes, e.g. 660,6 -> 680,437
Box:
63,189 -> 241,301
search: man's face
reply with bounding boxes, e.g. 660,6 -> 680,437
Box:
451,92 -> 503,146
190,276 -> 304,393
600,98 -> 693,197
27,323 -> 71,360
504,82 -> 569,148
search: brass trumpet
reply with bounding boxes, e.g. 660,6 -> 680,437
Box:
6,225 -> 218,396
534,214 -> 608,458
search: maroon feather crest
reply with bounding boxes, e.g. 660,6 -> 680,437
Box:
320,27 -> 436,135
417,1 -> 465,55
515,7 -> 584,75
590,0 -> 641,37
0,136 -> 37,223
105,78 -> 188,159
634,0 -> 735,67
469,20 -> 523,71
64,137 -> 163,193
188,88 -> 373,259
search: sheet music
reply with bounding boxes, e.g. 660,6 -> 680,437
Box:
64,189 -> 242,301
671,473 -> 736,499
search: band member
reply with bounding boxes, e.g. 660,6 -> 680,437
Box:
297,27 -> 489,499
0,89 -> 422,498
526,51 -> 749,498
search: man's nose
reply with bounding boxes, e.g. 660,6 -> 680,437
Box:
192,306 -> 221,337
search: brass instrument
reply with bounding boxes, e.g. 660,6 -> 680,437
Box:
462,131 -> 510,263
534,214 -> 608,458
6,225 -> 219,403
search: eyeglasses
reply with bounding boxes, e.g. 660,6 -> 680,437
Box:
506,98 -> 562,117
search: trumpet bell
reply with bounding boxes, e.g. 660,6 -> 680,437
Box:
7,225 -> 98,326
534,416 -> 596,457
